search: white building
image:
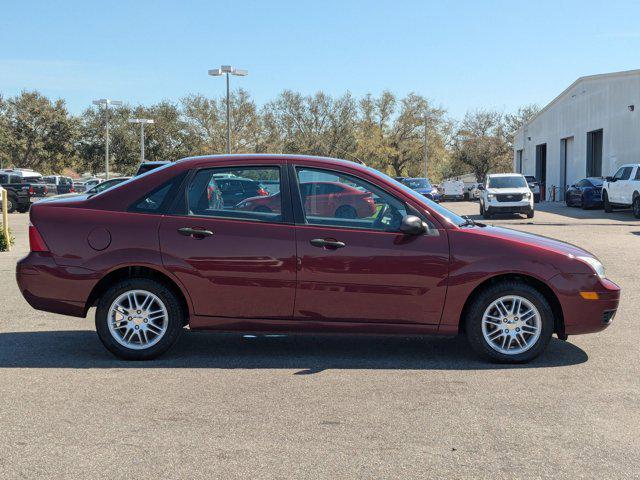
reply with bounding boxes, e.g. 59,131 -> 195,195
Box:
513,69 -> 640,201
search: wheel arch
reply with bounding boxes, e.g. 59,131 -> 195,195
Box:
85,265 -> 191,324
458,273 -> 564,335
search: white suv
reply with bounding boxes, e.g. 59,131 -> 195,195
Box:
602,163 -> 640,218
479,173 -> 534,219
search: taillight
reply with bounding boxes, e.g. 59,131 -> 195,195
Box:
70,187 -> 75,193
29,223 -> 49,252
29,186 -> 34,194
257,187 -> 269,196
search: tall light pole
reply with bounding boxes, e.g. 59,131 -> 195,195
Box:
423,113 -> 429,178
128,118 -> 154,162
208,65 -> 248,154
92,99 -> 122,179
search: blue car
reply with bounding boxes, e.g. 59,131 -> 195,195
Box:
565,177 -> 604,209
401,177 -> 441,202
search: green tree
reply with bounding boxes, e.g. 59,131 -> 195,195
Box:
0,91 -> 78,173
355,91 -> 450,180
452,109 -> 511,183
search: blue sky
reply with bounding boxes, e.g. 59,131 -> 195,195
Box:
1,0 -> 639,119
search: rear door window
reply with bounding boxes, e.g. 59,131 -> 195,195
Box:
186,167 -> 284,223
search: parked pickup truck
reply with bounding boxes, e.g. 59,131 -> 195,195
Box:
0,172 -> 48,212
602,163 -> 640,218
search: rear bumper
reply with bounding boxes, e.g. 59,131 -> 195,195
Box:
549,274 -> 620,335
16,253 -> 97,317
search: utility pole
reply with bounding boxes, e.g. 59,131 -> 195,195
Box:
92,99 -> 123,179
128,118 -> 155,163
423,113 -> 429,178
208,65 -> 248,154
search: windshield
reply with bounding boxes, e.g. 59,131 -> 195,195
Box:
402,178 -> 432,189
368,167 -> 467,227
488,176 -> 527,189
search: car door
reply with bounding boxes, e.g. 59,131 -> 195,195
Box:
291,165 -> 449,325
159,164 -> 297,325
609,167 -> 630,203
624,166 -> 639,202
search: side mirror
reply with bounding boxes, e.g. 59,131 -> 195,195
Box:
400,215 -> 427,235
477,185 -> 485,191
605,176 -> 615,182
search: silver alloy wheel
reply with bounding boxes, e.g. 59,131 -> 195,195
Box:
107,290 -> 168,350
481,295 -> 542,355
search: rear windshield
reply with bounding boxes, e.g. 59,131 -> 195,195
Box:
488,176 -> 527,189
402,178 -> 432,189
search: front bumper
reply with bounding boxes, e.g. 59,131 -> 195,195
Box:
486,201 -> 533,213
549,274 -> 620,335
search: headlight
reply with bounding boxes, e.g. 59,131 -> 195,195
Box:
523,191 -> 531,198
487,194 -> 495,200
577,256 -> 605,278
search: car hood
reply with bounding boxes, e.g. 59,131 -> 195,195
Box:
479,225 -> 593,258
486,187 -> 530,195
414,187 -> 437,194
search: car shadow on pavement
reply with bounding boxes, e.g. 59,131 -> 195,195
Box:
0,330 -> 588,372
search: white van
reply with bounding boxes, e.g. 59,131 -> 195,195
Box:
441,179 -> 464,201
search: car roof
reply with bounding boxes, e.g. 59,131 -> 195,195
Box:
487,173 -> 524,178
176,154 -> 367,171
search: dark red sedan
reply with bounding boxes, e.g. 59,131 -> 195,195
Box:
16,155 -> 620,362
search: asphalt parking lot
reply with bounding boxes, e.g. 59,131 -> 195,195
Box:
1,203 -> 638,479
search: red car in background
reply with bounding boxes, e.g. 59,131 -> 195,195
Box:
237,181 -> 376,218
16,155 -> 619,363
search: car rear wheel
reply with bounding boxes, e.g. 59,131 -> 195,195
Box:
633,196 -> 640,219
95,278 -> 184,360
603,191 -> 612,213
465,281 -> 554,363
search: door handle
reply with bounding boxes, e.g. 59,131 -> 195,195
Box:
310,238 -> 346,249
178,227 -> 214,238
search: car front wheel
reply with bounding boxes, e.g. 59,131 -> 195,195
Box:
465,281 -> 554,363
633,196 -> 640,219
603,191 -> 612,213
95,278 -> 184,360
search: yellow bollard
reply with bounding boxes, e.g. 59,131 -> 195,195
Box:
1,189 -> 9,252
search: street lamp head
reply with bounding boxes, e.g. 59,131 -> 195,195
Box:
210,66 -> 248,77
92,99 -> 122,106
129,118 -> 155,124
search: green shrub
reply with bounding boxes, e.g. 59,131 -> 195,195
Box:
0,226 -> 14,252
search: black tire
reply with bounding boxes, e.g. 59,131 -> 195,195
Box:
335,205 -> 357,219
6,195 -> 17,213
526,209 -> 534,219
482,207 -> 491,220
479,203 -> 484,216
17,204 -> 30,213
465,281 -> 554,363
580,195 -> 588,210
95,278 -> 184,360
633,195 -> 640,219
603,191 -> 612,213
